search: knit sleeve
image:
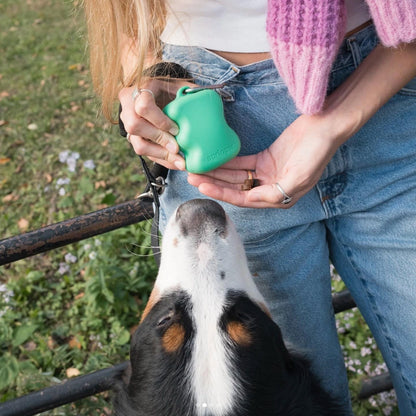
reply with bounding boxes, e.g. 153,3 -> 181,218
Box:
266,0 -> 347,115
366,0 -> 416,47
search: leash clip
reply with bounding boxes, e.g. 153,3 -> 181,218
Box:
137,176 -> 167,200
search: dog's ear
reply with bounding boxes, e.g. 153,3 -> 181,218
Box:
267,319 -> 297,371
111,362 -> 131,393
111,363 -> 134,416
121,362 -> 132,386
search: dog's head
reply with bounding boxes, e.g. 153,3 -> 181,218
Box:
114,199 -> 319,416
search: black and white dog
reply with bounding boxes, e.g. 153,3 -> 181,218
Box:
114,199 -> 345,415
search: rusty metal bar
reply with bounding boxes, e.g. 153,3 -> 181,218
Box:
0,360 -> 392,416
358,373 -> 394,399
0,362 -> 129,416
332,289 -> 356,314
0,198 -> 153,266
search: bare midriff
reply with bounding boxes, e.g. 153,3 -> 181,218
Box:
209,50 -> 272,66
208,19 -> 373,66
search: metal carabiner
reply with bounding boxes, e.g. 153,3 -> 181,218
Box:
136,176 -> 167,200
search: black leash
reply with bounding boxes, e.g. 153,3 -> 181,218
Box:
118,62 -> 191,266
118,114 -> 167,267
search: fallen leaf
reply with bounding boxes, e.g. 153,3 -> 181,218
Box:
0,120 -> 8,127
85,121 -> 95,128
95,180 -> 106,189
3,194 -> 18,202
47,337 -> 56,350
0,157 -> 11,164
44,173 -> 53,183
68,63 -> 85,72
18,218 -> 29,232
68,336 -> 82,349
66,368 -> 81,378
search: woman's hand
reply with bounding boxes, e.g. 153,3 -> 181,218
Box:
119,78 -> 194,170
188,113 -> 344,208
189,42 -> 416,208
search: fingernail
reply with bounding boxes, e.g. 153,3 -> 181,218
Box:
169,126 -> 179,136
166,141 -> 177,153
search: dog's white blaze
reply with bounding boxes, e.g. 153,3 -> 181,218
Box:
196,242 -> 214,267
156,210 -> 266,415
191,265 -> 237,415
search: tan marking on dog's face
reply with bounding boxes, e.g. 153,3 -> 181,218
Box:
226,321 -> 252,347
140,287 -> 161,323
161,323 -> 186,353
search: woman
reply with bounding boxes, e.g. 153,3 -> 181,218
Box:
84,1 -> 416,414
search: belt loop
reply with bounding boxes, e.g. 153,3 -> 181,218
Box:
213,65 -> 241,102
218,86 -> 234,102
346,37 -> 361,68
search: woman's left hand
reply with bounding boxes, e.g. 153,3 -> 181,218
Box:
189,41 -> 416,209
188,114 -> 345,208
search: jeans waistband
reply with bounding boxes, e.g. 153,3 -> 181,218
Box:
162,24 -> 378,85
162,44 -> 278,85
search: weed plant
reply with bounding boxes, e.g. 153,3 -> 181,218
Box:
0,1 -> 399,414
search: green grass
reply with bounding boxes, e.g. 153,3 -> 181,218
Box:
0,1 -> 398,414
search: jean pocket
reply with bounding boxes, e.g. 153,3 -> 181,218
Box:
399,76 -> 416,96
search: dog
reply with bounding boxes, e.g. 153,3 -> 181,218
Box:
113,198 -> 345,415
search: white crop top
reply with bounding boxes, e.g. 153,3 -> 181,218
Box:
160,0 -> 371,53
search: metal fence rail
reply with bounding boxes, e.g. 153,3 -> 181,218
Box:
0,362 -> 129,416
0,198 -> 153,266
0,198 -> 394,414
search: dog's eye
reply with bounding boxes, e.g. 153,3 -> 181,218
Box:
157,316 -> 172,327
157,311 -> 173,327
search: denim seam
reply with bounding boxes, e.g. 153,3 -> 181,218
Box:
318,172 -> 348,218
398,88 -> 416,97
330,63 -> 355,73
187,71 -> 284,88
329,219 -> 416,411
187,72 -> 227,83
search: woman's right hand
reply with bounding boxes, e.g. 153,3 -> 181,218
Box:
119,78 -> 193,170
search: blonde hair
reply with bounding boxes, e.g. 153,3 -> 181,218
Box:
83,0 -> 166,121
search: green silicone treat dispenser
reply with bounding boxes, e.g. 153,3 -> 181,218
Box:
163,86 -> 241,174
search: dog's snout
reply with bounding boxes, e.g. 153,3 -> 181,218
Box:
176,199 -> 227,237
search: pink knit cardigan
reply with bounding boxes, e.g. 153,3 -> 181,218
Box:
266,0 -> 416,114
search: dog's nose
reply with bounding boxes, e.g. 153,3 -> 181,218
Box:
176,199 -> 227,237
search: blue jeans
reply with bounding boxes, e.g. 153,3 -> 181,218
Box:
161,25 -> 416,415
